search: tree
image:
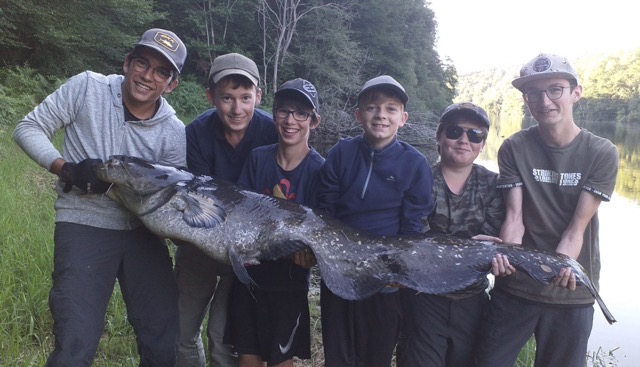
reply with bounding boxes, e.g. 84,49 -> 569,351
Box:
257,0 -> 344,93
154,0 -> 263,77
1,0 -> 163,76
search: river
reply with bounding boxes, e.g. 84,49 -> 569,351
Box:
478,117 -> 640,365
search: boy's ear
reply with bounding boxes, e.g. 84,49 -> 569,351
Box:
310,114 -> 321,129
400,111 -> 408,126
163,78 -> 179,94
254,87 -> 262,107
123,54 -> 132,74
205,88 -> 215,106
354,108 -> 363,124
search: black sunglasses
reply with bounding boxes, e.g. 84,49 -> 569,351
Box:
445,125 -> 486,144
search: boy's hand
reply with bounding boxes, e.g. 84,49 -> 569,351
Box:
59,158 -> 110,194
553,267 -> 577,290
292,249 -> 316,268
491,254 -> 516,277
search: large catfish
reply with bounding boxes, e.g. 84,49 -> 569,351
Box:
95,155 -> 616,324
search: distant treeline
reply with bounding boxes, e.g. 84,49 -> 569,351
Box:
456,50 -> 640,125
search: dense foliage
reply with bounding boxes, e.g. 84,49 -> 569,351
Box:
0,0 -> 454,160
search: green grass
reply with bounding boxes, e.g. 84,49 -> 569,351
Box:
0,130 -> 140,366
0,128 -> 617,366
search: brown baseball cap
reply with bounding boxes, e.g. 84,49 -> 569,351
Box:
135,28 -> 187,73
209,53 -> 260,86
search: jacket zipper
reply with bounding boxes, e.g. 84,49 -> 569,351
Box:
360,150 -> 374,199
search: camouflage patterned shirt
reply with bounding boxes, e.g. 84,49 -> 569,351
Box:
428,162 -> 504,238
427,162 -> 505,299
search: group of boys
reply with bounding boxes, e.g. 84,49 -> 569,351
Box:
13,27 -> 617,367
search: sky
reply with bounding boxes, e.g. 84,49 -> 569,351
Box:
428,0 -> 640,74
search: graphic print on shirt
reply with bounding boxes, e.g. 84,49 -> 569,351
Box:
265,178 -> 297,201
532,168 -> 581,186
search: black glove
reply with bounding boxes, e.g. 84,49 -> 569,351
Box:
59,158 -> 110,194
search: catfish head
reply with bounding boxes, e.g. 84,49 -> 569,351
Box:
96,155 -> 194,196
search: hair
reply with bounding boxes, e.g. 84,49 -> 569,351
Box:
357,87 -> 405,109
273,91 -> 318,122
209,74 -> 257,94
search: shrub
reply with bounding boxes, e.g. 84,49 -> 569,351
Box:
0,66 -> 59,127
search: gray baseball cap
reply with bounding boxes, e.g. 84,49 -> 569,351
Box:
439,102 -> 490,128
275,78 -> 319,111
512,53 -> 579,92
209,53 -> 260,86
357,75 -> 409,105
135,28 -> 187,73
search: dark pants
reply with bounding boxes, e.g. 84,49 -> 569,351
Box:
46,222 -> 179,367
475,289 -> 594,367
174,243 -> 236,367
397,290 -> 489,367
320,281 -> 401,367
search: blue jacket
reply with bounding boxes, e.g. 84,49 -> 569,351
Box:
317,135 -> 434,236
185,108 -> 277,181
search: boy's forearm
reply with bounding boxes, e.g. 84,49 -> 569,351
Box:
555,191 -> 602,259
500,186 -> 525,244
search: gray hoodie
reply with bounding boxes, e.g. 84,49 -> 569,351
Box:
13,71 -> 186,230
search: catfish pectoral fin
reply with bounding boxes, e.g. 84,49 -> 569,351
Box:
229,246 -> 255,286
180,191 -> 226,228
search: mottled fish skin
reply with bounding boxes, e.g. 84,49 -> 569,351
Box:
96,156 -> 616,324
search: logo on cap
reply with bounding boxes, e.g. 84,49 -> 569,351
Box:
302,80 -> 317,99
154,31 -> 180,53
532,56 -> 552,73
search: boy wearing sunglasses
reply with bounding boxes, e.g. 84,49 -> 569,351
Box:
397,102 -> 513,367
316,75 -> 434,367
476,54 -> 618,367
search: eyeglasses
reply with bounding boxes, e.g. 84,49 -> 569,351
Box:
524,86 -> 571,103
275,109 -> 313,122
445,125 -> 486,144
130,56 -> 174,83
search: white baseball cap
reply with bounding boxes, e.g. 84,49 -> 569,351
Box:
512,53 -> 578,92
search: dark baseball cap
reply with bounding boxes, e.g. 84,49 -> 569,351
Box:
357,75 -> 409,105
439,102 -> 490,128
135,28 -> 187,73
274,78 -> 319,111
512,53 -> 579,92
209,53 -> 260,86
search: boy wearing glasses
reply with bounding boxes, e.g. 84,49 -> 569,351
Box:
316,75 -> 434,367
397,102 -> 513,367
224,78 -> 323,367
475,54 -> 618,367
13,28 -> 187,366
175,53 -> 278,367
